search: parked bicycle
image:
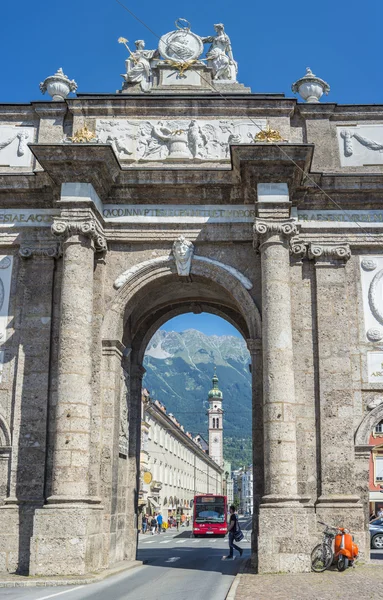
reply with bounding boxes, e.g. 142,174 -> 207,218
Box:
311,521 -> 359,572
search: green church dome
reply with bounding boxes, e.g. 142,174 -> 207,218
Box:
208,369 -> 223,399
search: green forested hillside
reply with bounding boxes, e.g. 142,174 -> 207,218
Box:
143,329 -> 252,469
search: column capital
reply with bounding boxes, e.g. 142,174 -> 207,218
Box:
290,238 -> 307,259
253,218 -> 300,250
52,218 -> 107,252
19,242 -> 62,259
308,242 -> 351,264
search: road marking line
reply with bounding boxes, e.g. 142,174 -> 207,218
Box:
35,587 -> 85,600
192,540 -> 201,543
160,540 -> 172,544
210,539 -> 217,543
166,557 -> 181,563
143,540 -> 157,544
175,539 -> 187,544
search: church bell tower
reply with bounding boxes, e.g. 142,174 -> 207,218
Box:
207,369 -> 224,467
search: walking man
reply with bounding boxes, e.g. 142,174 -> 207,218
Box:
157,512 -> 163,534
225,504 -> 243,560
142,513 -> 148,534
150,515 -> 157,535
176,511 -> 181,531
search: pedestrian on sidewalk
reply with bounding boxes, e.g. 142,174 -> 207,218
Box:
142,513 -> 148,534
150,515 -> 157,535
176,511 -> 180,531
225,505 -> 243,560
157,512 -> 163,533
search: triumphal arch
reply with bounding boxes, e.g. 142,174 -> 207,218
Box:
0,19 -> 382,576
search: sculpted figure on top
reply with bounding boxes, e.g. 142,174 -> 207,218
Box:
119,19 -> 238,91
202,23 -> 238,81
119,38 -> 159,92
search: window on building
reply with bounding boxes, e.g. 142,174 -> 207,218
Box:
376,456 -> 383,482
217,418 -> 219,428
376,421 -> 383,434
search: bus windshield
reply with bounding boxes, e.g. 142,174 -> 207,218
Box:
195,498 -> 226,523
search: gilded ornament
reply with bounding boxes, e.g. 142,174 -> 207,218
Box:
254,125 -> 285,143
166,59 -> 198,77
68,124 -> 97,143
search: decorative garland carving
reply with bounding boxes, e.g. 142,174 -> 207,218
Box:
52,220 -> 107,252
308,243 -> 351,262
368,268 -> 383,326
340,129 -> 383,157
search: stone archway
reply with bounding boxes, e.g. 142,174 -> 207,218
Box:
100,257 -> 263,567
355,404 -> 383,447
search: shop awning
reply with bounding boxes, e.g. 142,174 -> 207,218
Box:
149,497 -> 160,509
370,491 -> 383,501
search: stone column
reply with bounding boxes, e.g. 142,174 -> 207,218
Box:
125,363 -> 145,561
247,339 -> 263,568
29,216 -> 107,577
254,218 -> 301,502
0,243 -> 59,574
309,243 -> 365,549
48,219 -> 106,502
254,207 -> 314,574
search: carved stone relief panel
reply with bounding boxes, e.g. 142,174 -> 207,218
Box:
360,256 -> 383,345
119,369 -> 130,456
0,256 -> 13,383
338,125 -> 383,167
96,118 -> 266,162
0,127 -> 34,168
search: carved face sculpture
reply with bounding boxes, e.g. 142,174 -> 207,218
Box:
174,236 -> 190,260
172,235 -> 194,276
135,40 -> 145,50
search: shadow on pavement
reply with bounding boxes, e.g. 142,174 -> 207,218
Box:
137,543 -> 249,574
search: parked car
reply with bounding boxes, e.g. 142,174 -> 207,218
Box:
370,518 -> 383,549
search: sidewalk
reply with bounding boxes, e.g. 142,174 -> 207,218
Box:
233,562 -> 383,600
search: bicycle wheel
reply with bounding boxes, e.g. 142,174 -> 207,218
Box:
311,543 -> 333,572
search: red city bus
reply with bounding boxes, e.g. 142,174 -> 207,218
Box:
192,494 -> 228,537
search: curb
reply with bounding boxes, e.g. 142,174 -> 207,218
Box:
226,573 -> 242,600
225,558 -> 249,600
0,560 -> 143,588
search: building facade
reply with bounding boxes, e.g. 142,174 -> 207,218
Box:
0,18 -> 382,577
139,392 -> 223,521
368,421 -> 383,516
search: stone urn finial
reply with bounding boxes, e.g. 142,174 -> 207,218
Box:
291,67 -> 330,103
39,68 -> 78,101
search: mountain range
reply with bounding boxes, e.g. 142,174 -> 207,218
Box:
143,329 -> 252,445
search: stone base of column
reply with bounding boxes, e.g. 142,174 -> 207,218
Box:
257,502 -> 315,574
30,503 -> 105,576
0,503 -> 39,574
315,496 -> 368,561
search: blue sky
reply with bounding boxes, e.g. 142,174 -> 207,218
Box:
161,313 -> 241,337
1,0 -> 381,104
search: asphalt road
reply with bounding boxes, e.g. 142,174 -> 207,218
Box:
2,525 -> 250,600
